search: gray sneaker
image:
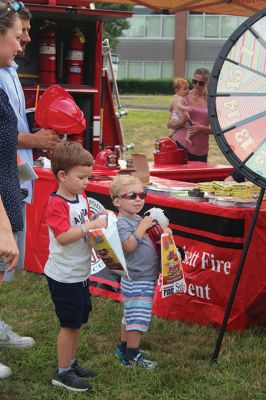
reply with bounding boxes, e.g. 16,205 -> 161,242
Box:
51,370 -> 92,392
0,362 -> 12,379
0,320 -> 35,348
71,360 -> 97,378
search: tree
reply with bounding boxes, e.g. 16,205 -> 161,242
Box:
95,3 -> 134,51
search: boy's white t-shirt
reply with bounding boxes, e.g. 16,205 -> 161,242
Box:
44,192 -> 92,283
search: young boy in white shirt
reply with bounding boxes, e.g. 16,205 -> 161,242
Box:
45,141 -> 106,392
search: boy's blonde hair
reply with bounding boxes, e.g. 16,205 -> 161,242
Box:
173,77 -> 189,92
51,141 -> 94,177
110,174 -> 142,200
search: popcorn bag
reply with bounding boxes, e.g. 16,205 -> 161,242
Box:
89,213 -> 129,278
144,207 -> 170,255
160,233 -> 186,298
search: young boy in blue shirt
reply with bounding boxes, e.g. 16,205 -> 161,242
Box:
110,174 -> 170,368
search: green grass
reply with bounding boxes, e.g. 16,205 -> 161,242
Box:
119,94 -> 173,109
120,95 -> 229,165
0,271 -> 265,400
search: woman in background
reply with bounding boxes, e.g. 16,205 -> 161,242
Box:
0,0 -> 34,379
167,67 -> 212,162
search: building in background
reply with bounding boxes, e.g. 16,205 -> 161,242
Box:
116,6 -> 246,80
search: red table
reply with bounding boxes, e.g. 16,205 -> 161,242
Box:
25,167 -> 266,330
92,162 -> 234,182
148,161 -> 234,182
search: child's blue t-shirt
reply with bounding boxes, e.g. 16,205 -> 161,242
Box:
117,215 -> 160,281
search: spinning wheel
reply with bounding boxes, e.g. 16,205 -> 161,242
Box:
208,9 -> 266,188
208,8 -> 266,362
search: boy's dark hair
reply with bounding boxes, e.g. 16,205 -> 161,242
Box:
51,141 -> 94,177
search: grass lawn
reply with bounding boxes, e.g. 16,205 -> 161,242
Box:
0,95 -> 265,399
0,271 -> 265,400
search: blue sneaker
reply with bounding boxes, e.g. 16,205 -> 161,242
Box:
115,346 -> 123,360
121,352 -> 157,368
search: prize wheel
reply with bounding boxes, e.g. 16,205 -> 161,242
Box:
208,8 -> 266,189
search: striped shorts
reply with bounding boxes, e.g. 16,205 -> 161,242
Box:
121,278 -> 156,332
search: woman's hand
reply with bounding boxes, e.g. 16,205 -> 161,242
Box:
187,123 -> 212,137
0,230 -> 19,271
0,198 -> 19,270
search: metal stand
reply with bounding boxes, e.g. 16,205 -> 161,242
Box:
211,186 -> 265,363
102,39 -> 132,159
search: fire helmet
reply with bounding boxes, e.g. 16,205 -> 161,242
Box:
94,149 -> 118,169
35,84 -> 86,134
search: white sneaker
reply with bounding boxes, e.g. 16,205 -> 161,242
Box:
0,362 -> 12,379
0,320 -> 35,348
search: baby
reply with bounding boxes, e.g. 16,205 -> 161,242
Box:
169,77 -> 192,144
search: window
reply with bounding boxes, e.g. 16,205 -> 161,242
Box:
221,16 -> 237,37
205,15 -> 220,38
117,62 -> 127,80
161,62 -> 173,79
121,15 -> 174,38
122,16 -> 145,37
144,62 -> 160,79
188,15 -> 203,38
117,61 -> 173,80
162,16 -> 175,38
128,62 -> 143,79
146,16 -> 160,37
188,13 -> 247,39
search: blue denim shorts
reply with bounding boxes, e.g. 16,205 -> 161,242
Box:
46,276 -> 92,329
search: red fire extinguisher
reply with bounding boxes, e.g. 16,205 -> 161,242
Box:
67,28 -> 86,85
38,23 -> 57,84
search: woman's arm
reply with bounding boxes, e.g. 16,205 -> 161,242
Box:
167,112 -> 189,130
0,197 -> 19,270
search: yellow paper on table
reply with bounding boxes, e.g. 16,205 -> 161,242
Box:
89,212 -> 129,278
161,233 -> 186,298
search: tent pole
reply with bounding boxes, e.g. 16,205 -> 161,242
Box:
211,186 -> 265,363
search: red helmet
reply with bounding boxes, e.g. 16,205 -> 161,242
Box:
154,137 -> 187,165
35,85 -> 86,135
94,149 -> 118,169
154,137 -> 177,153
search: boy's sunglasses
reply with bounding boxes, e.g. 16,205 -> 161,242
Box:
116,192 -> 146,200
192,79 -> 206,87
0,2 -> 24,19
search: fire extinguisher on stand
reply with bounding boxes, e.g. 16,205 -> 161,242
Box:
67,28 -> 86,85
38,22 -> 57,84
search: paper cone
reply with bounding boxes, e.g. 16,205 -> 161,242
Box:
89,213 -> 129,278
